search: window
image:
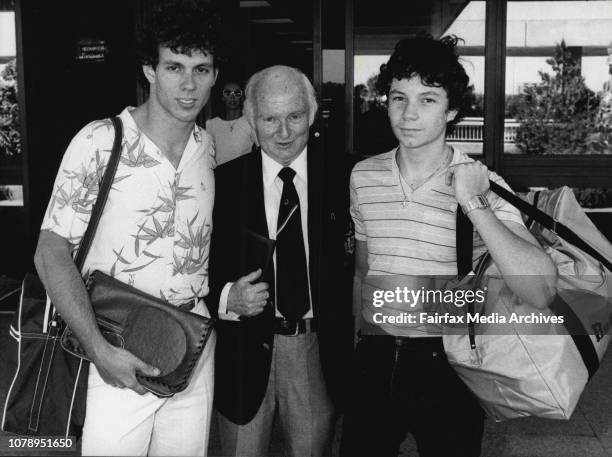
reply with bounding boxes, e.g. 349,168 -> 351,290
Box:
445,1 -> 486,155
346,0 -> 612,192
504,1 -> 612,156
497,0 -> 612,189
0,9 -> 22,206
351,1 -> 486,157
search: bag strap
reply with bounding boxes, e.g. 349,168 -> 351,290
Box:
456,206 -> 473,276
455,209 -> 477,350
524,190 -> 541,230
549,295 -> 600,379
73,116 -> 123,270
488,180 -> 612,272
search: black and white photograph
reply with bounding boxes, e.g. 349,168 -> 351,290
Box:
1,0 -> 612,456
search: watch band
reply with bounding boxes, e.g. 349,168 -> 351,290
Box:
461,193 -> 490,215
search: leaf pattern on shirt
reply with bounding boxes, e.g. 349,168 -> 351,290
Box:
46,132 -> 130,235
159,286 -> 204,303
173,213 -> 211,277
43,115 -> 212,303
119,132 -> 162,169
172,172 -> 195,202
130,175 -> 192,254
109,172 -> 203,279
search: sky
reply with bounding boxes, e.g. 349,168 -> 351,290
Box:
0,12 -> 15,58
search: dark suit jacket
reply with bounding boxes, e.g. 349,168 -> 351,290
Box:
208,136 -> 353,425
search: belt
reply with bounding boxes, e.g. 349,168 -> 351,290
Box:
359,334 -> 444,353
274,318 -> 317,336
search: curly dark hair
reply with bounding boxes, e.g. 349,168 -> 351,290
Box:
376,34 -> 472,133
137,0 -> 223,69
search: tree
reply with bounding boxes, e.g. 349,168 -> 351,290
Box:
365,70 -> 385,109
514,41 -> 602,155
0,59 -> 21,157
505,94 -> 523,118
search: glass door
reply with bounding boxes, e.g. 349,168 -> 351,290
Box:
351,0 -> 486,158
0,3 -> 27,278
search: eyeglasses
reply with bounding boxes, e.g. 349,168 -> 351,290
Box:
222,89 -> 243,97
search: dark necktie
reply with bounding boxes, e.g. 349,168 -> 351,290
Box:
276,167 -> 310,321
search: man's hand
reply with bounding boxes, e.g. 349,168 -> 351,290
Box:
446,161 -> 490,206
92,343 -> 160,395
227,269 -> 270,317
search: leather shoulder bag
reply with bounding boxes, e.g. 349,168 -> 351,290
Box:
59,118 -> 215,397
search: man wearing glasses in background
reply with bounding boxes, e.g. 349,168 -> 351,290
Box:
206,80 -> 256,165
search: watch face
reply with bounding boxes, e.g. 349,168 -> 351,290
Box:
462,194 -> 490,214
476,195 -> 489,207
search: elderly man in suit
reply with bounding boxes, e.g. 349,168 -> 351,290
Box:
208,65 -> 352,457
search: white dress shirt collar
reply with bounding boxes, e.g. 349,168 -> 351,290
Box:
261,147 -> 308,187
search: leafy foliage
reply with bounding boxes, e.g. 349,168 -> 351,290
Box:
505,94 -> 524,118
573,188 -> 612,209
0,59 -> 20,157
514,41 -> 604,155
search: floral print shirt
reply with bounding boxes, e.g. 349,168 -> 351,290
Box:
41,108 -> 215,310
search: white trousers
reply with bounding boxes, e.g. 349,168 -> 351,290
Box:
81,302 -> 215,456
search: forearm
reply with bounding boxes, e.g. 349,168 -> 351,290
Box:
467,208 -> 557,308
34,231 -> 109,361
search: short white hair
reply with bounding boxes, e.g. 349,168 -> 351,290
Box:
243,65 -> 318,128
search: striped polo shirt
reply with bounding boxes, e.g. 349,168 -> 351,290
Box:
350,147 -> 524,336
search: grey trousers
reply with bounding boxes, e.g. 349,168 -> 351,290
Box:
217,332 -> 335,457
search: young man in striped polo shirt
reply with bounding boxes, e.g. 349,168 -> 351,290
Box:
340,35 -> 556,457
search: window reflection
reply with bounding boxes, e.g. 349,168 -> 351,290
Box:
573,187 -> 612,208
352,1 -> 485,156
505,1 -> 612,155
352,77 -> 397,156
0,10 -> 22,206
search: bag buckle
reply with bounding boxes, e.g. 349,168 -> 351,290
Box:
469,347 -> 483,366
551,219 -> 558,235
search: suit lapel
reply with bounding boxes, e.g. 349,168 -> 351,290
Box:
243,147 -> 276,320
307,133 -> 322,315
245,147 -> 269,238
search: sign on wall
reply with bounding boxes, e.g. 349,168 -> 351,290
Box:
76,38 -> 108,62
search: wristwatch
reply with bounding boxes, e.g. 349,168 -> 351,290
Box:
461,193 -> 490,215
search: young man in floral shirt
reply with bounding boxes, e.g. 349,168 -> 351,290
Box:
34,1 -> 220,455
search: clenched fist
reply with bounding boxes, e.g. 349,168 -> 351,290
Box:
446,160 -> 490,206
227,269 -> 270,317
